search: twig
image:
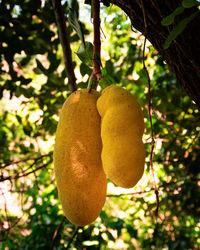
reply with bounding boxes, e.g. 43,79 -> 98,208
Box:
88,0 -> 102,92
0,153 -> 52,169
51,0 -> 77,93
50,216 -> 66,250
0,160 -> 51,182
65,226 -> 81,249
107,177 -> 192,198
140,0 -> 159,218
107,188 -> 155,197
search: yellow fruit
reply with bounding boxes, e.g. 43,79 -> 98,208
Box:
97,85 -> 145,188
54,89 -> 107,226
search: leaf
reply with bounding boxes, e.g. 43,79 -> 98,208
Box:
94,53 -> 102,67
23,123 -> 32,136
80,63 -> 92,76
36,59 -> 47,73
19,55 -> 31,67
126,224 -> 137,238
77,81 -> 88,88
19,76 -> 32,85
68,0 -> 79,16
16,115 -> 22,123
106,231 -> 115,241
69,8 -> 85,48
182,0 -> 200,8
161,6 -> 185,26
98,74 -> 115,89
48,52 -> 60,73
164,11 -> 199,49
76,41 -> 93,66
105,60 -> 114,74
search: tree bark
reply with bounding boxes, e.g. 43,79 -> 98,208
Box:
104,0 -> 200,110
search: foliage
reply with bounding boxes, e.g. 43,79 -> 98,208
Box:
0,0 -> 200,249
161,0 -> 200,49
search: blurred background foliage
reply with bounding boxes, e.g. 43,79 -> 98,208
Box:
0,0 -> 200,249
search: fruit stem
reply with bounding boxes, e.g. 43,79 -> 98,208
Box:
89,0 -> 102,92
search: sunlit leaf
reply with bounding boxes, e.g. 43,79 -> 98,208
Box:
76,41 -> 93,66
69,8 -> 85,47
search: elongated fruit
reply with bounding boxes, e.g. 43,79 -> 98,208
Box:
54,89 -> 107,226
97,85 -> 145,188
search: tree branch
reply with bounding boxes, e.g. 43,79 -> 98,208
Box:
0,160 -> 51,182
50,216 -> 66,250
0,153 -> 52,169
107,188 -> 155,197
65,226 -> 81,249
52,0 -> 77,93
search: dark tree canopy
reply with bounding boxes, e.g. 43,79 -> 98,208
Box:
105,0 -> 200,109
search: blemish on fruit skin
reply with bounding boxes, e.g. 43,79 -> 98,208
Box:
70,142 -> 89,178
70,91 -> 80,104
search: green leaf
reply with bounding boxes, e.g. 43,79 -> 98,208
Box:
16,115 -> 22,123
164,11 -> 199,49
106,231 -> 115,241
69,8 -> 85,47
80,63 -> 92,76
98,74 -> 115,89
105,60 -> 114,74
182,0 -> 200,8
161,6 -> 185,26
76,41 -> 93,66
94,53 -> 102,67
126,224 -> 137,238
23,123 -> 32,136
19,76 -> 32,85
100,68 -> 116,87
68,0 -> 79,16
77,81 -> 88,88
48,53 -> 60,73
36,59 -> 47,73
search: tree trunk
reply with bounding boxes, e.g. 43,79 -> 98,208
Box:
104,0 -> 200,110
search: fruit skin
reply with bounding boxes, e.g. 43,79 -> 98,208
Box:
97,85 -> 145,188
54,89 -> 107,226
